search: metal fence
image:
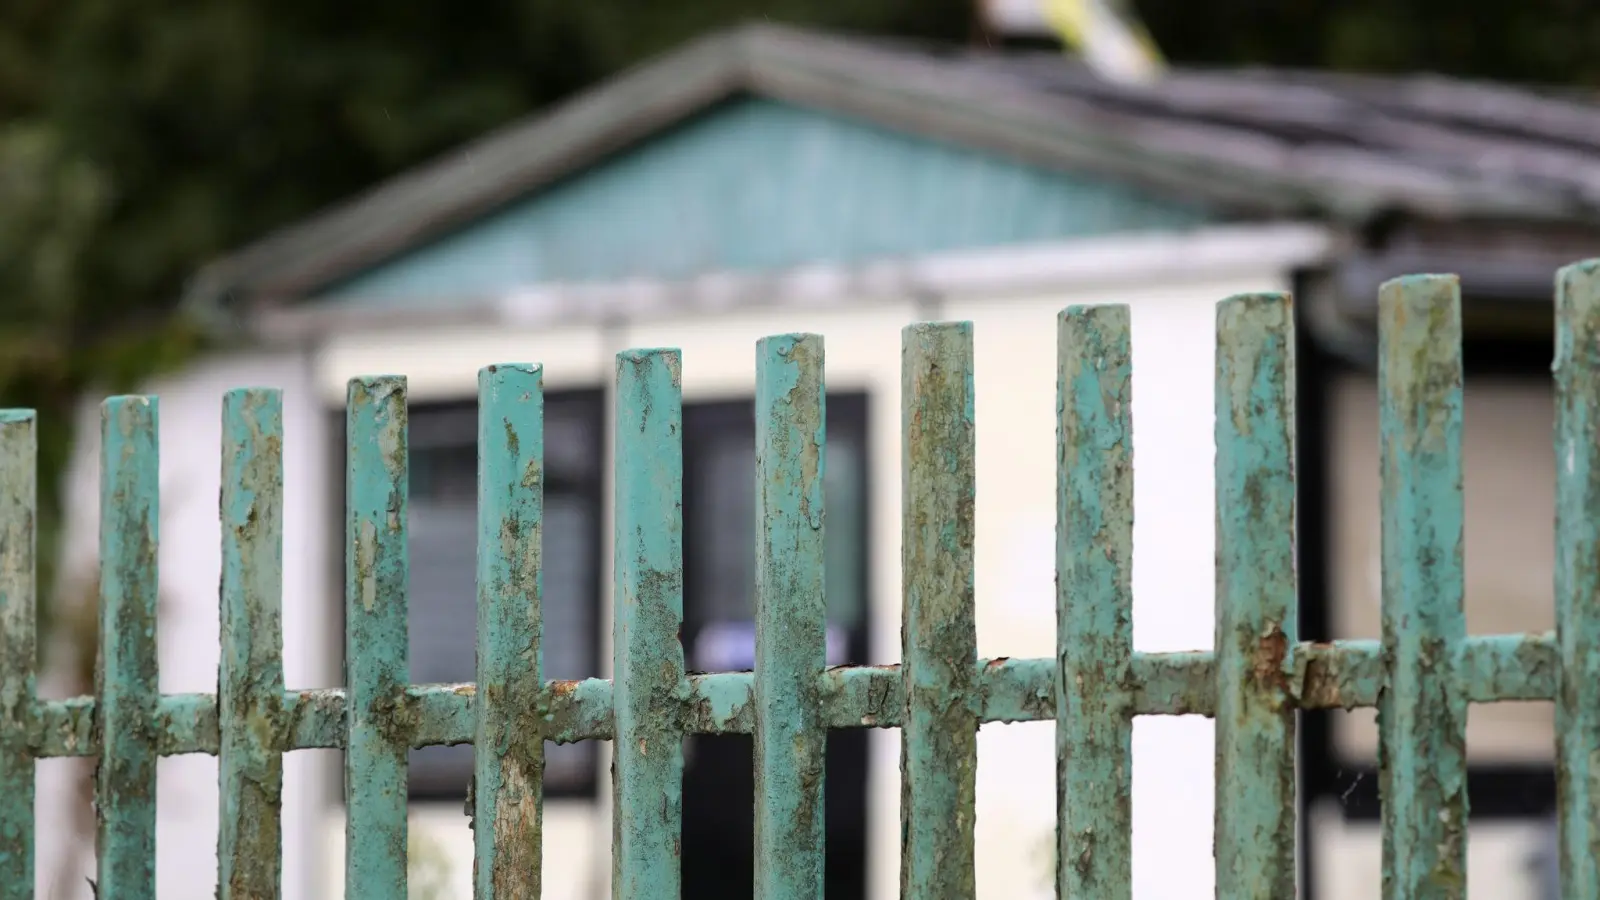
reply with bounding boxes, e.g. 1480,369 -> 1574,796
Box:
0,264 -> 1597,899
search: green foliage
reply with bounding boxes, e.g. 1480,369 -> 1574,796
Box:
1136,0 -> 1600,85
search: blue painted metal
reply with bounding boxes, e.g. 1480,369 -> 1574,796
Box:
1554,261 -> 1600,899
1055,305 -> 1133,898
1377,275 -> 1468,898
97,397 -> 161,900
753,335 -> 827,900
344,376 -> 411,899
219,389 -> 286,900
473,363 -> 546,899
612,349 -> 686,898
899,322 -> 978,897
310,99 -> 1213,308
0,411 -> 33,900
1213,294 -> 1298,898
8,262 -> 1600,896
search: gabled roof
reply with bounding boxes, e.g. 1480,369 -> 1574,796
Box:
186,22 -> 1600,316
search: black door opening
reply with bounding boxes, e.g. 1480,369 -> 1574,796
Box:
679,393 -> 872,900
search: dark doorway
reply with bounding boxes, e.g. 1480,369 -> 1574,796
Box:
679,393 -> 872,900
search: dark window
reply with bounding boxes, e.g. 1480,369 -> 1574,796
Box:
334,389 -> 605,801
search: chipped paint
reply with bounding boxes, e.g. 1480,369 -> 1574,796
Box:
1213,293 -> 1297,898
0,411 -> 34,899
1377,275 -> 1468,898
474,363 -> 546,899
1554,259 -> 1600,898
753,334 -> 827,900
612,349 -> 686,898
899,322 -> 978,898
1056,305 -> 1134,898
4,271 -> 1600,897
97,396 -> 161,899
344,376 -> 411,899
219,390 -> 287,900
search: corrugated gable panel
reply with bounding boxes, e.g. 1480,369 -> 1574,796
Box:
309,97 -> 1214,309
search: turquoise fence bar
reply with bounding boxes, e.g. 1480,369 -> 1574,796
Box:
219,389 -> 286,900
474,364 -> 547,899
0,411 -> 33,900
1377,275 -> 1469,899
98,396 -> 161,900
753,334 -> 827,900
1213,293 -> 1298,898
8,262 -> 1600,896
900,322 -> 978,898
612,349 -> 686,898
344,376 -> 411,899
1055,305 -> 1134,899
1555,261 -> 1600,899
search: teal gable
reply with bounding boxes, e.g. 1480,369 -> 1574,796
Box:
312,98 -> 1215,308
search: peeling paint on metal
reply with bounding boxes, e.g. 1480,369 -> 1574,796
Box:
97,396 -> 160,899
754,334 -> 827,900
1554,259 -> 1600,899
612,349 -> 686,898
0,410 -> 34,899
1377,275 -> 1468,899
1056,305 -> 1133,898
1213,293 -> 1297,898
344,376 -> 410,899
899,322 -> 978,898
5,276 -> 1600,897
474,363 -> 545,899
219,389 -> 287,899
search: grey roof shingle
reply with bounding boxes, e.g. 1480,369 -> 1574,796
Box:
185,23 -> 1600,315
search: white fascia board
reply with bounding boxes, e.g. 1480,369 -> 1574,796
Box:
253,222 -> 1343,341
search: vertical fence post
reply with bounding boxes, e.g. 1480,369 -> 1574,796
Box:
0,411 -> 34,899
344,376 -> 410,899
219,389 -> 287,899
613,349 -> 686,899
899,322 -> 978,898
1056,306 -> 1134,899
97,396 -> 160,899
1213,293 -> 1298,899
474,364 -> 546,899
753,334 -> 828,900
1554,260 -> 1600,898
1377,276 -> 1468,899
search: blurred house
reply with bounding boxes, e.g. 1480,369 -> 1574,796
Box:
43,22 -> 1600,900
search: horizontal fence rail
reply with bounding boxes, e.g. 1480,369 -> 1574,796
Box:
0,262 -> 1597,898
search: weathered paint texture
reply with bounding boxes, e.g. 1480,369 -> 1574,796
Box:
1055,305 -> 1133,899
219,389 -> 287,900
474,363 -> 546,899
0,411 -> 33,899
1213,293 -> 1298,898
98,396 -> 161,899
1377,275 -> 1468,899
1554,260 -> 1600,899
612,349 -> 686,899
900,322 -> 978,899
9,265 -> 1600,897
344,376 -> 410,899
753,334 -> 828,900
